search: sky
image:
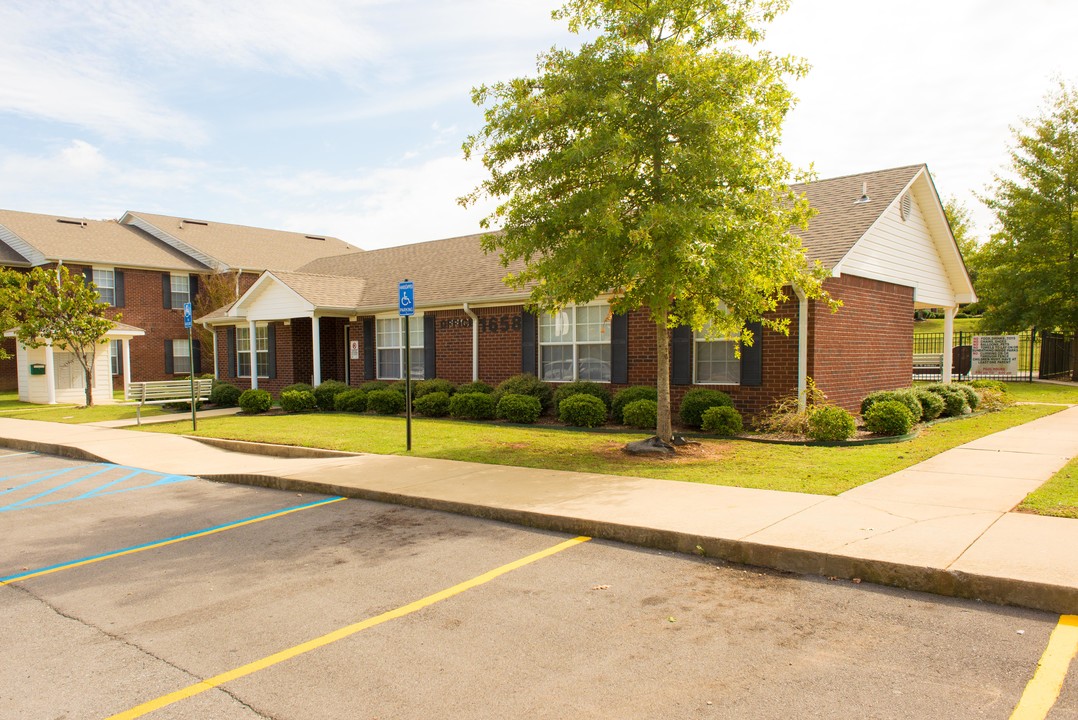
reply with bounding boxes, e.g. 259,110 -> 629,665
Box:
1,0 -> 1075,251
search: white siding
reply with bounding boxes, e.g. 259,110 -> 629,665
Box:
240,278 -> 313,321
837,192 -> 957,308
16,340 -> 115,405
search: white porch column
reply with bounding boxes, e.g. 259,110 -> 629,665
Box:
122,338 -> 132,400
311,314 -> 322,386
793,286 -> 809,412
44,342 -> 56,404
249,320 -> 259,389
942,305 -> 957,384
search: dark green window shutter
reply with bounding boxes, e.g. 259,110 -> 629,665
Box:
610,313 -> 628,384
192,339 -> 202,374
162,273 -> 171,309
164,339 -> 174,374
740,321 -> 763,387
82,267 -> 93,287
226,327 -> 236,377
267,324 -> 277,379
114,270 -> 125,308
671,326 -> 692,385
363,318 -> 375,380
189,274 -> 199,303
521,310 -> 537,375
423,315 -> 437,379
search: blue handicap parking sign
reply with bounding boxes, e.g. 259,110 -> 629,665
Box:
398,281 -> 414,317
183,302 -> 193,328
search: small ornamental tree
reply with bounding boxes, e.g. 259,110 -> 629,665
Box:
12,266 -> 115,407
462,0 -> 833,446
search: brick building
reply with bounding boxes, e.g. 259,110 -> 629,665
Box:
201,165 -> 976,416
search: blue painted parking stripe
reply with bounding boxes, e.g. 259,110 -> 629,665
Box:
2,466 -> 115,510
72,469 -> 147,500
1,496 -> 347,584
0,474 -> 196,513
0,451 -> 37,460
0,465 -> 97,495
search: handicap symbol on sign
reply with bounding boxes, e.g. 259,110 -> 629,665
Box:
398,281 -> 414,317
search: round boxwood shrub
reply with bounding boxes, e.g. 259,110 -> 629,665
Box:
313,380 -> 350,411
926,384 -> 969,417
414,391 -> 451,417
970,379 -> 1006,393
367,389 -> 406,415
952,383 -> 980,411
864,399 -> 915,436
913,388 -> 945,421
806,406 -> 856,441
552,381 -> 612,415
209,382 -> 242,407
280,383 -> 314,396
456,380 -> 493,395
449,392 -> 497,420
238,388 -> 272,414
496,393 -> 542,424
861,389 -> 920,419
622,398 -> 658,430
612,386 -> 657,424
279,389 -> 317,413
414,379 -> 455,398
701,406 -> 743,437
359,381 -> 391,393
494,373 -> 553,412
558,393 -> 608,427
334,389 -> 368,412
678,388 -> 734,428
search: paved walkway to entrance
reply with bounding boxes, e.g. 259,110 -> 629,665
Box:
2,407 -> 1076,613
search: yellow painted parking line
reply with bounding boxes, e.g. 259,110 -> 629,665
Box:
107,535 -> 591,719
1011,615 -> 1078,720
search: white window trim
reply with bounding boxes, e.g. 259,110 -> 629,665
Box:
692,329 -> 741,386
110,339 -> 121,376
539,302 -> 612,383
170,273 -> 191,310
172,338 -> 192,375
93,267 -> 116,306
375,313 -> 424,381
236,325 -> 269,378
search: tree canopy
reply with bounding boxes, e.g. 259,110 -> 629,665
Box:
461,0 -> 831,442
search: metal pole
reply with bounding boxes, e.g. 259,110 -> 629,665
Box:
1029,327 -> 1036,383
189,324 -> 197,430
404,315 -> 412,451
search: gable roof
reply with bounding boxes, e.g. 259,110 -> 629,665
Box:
0,209 -> 208,271
122,211 -> 361,273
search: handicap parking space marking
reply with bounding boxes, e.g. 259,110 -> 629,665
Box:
1011,615 -> 1078,720
1,496 -> 348,585
0,463 -> 195,513
0,451 -> 37,460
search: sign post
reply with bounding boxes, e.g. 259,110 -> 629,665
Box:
398,280 -> 414,451
183,302 -> 196,431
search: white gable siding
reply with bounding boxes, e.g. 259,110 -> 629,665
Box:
241,278 -> 313,321
837,193 -> 957,308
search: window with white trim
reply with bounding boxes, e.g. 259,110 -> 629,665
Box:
694,325 -> 740,385
539,304 -> 611,382
110,340 -> 121,375
170,274 -> 190,309
236,326 -> 269,378
376,316 -> 423,380
172,339 -> 191,374
93,269 -> 115,306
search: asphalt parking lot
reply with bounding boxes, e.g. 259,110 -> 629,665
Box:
1,448 -> 1075,719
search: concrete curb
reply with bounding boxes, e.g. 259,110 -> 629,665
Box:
0,436 -> 110,464
186,436 -> 361,459
203,471 -> 1078,616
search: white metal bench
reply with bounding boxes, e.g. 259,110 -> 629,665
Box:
128,379 -> 213,425
913,353 -> 944,374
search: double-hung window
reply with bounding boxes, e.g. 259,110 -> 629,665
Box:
694,325 -> 740,385
93,269 -> 115,306
110,340 -> 121,375
376,317 -> 423,380
170,274 -> 190,309
171,339 -> 191,374
539,304 -> 611,382
236,326 -> 269,377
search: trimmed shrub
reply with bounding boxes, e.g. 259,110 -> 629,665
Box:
611,386 -> 658,424
558,393 -> 608,428
861,389 -> 919,419
925,384 -> 969,417
864,400 -> 915,436
238,388 -> 272,414
969,379 -> 1006,393
456,381 -> 494,395
414,391 -> 451,417
913,388 -> 945,421
496,393 -> 542,424
952,383 -> 980,411
979,388 -> 1011,411
449,392 -> 497,420
494,373 -> 553,411
367,389 -> 406,415
701,406 -> 743,437
334,389 -> 368,412
806,406 -> 856,441
359,381 -> 391,393
279,389 -> 317,413
280,383 -> 314,396
313,380 -> 350,411
414,379 -> 455,398
622,399 -> 658,430
552,381 -> 612,415
679,388 -> 734,428
388,381 -> 409,396
209,382 -> 242,407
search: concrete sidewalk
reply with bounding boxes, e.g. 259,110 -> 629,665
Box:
1,407 -> 1076,614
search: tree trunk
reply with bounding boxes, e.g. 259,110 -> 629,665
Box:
83,364 -> 94,407
655,314 -> 672,444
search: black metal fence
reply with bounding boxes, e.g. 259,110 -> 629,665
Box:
1040,332 -> 1074,380
913,330 -> 1046,382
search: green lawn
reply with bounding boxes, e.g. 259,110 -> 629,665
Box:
913,317 -> 981,335
141,404 -> 1062,496
0,390 -> 170,423
1018,457 -> 1078,519
1000,381 -> 1078,404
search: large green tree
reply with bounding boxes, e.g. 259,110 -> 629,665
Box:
0,268 -> 21,360
979,82 -> 1078,379
12,265 -> 116,406
461,0 -> 830,444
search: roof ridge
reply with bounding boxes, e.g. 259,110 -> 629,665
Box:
791,163 -> 925,188
127,210 -> 345,241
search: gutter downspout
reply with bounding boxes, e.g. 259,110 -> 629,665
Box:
793,286 -> 809,412
463,303 -> 479,381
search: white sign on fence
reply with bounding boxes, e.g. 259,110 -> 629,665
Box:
971,335 -> 1019,376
